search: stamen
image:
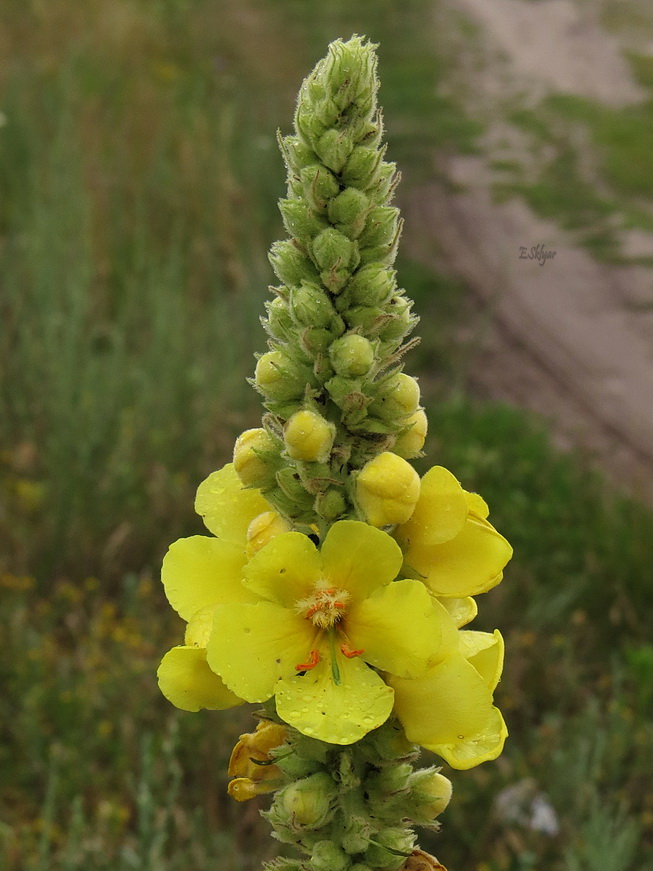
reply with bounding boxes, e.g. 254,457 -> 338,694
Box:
340,642 -> 364,658
295,648 -> 320,672
329,630 -> 341,685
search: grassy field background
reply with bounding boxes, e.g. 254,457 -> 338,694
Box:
2,2 -> 653,869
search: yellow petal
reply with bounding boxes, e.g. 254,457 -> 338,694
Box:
207,602 -> 318,703
162,535 -> 256,622
276,647 -> 394,744
388,653 -> 507,769
195,464 -> 269,541
459,629 -> 504,692
397,466 -> 468,547
465,491 -> 489,519
346,580 -> 444,678
244,532 -> 321,607
436,596 -> 478,628
410,516 -> 512,598
320,521 -> 403,602
157,646 -> 243,712
184,604 -> 216,647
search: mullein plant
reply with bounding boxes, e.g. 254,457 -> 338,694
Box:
157,36 -> 512,871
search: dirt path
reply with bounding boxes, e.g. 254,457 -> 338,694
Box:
404,0 -> 653,501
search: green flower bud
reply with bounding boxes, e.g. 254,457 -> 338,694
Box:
366,762 -> 413,795
254,350 -> 313,402
274,751 -> 322,779
264,296 -> 294,342
325,374 -> 369,416
378,294 -> 418,343
233,428 -> 279,488
279,198 -> 327,241
311,840 -> 349,871
347,264 -> 396,306
322,37 -> 376,109
321,266 -> 353,296
341,145 -> 383,188
313,487 -> 347,521
290,282 -> 335,328
300,326 -> 335,355
278,134 -> 316,174
281,772 -> 337,828
311,228 -> 355,273
300,164 -> 340,214
295,100 -> 327,149
344,305 -> 391,336
269,240 -> 320,287
329,334 -> 375,377
393,409 -> 428,459
359,206 -> 400,249
408,769 -> 453,820
368,161 -> 399,204
372,373 -> 421,421
364,828 -> 415,868
355,451 -> 420,526
284,409 -> 335,462
328,188 -> 370,238
275,466 -> 315,506
315,128 -> 355,173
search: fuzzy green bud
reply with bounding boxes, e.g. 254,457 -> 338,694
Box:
364,828 -> 415,868
312,227 -> 355,274
315,128 -> 355,174
393,409 -> 428,458
281,772 -> 337,828
408,769 -> 453,820
279,198 -> 327,241
322,37 -> 377,111
290,282 -> 336,328
328,187 -> 370,238
278,134 -> 316,174
359,206 -> 400,249
313,487 -> 347,521
347,264 -> 396,306
325,375 -> 369,417
284,409 -> 335,462
379,294 -> 417,342
372,373 -> 421,421
265,296 -> 294,342
233,428 -> 278,488
275,465 -> 315,506
356,451 -> 420,526
329,334 -> 375,377
311,840 -> 349,871
254,350 -> 313,403
269,240 -> 320,287
341,145 -> 383,188
300,164 -> 340,214
369,161 -> 399,204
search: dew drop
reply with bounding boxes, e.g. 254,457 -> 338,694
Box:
304,726 -> 315,735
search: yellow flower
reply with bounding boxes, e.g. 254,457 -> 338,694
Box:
387,600 -> 507,769
157,464 -> 285,712
227,720 -> 288,802
206,520 -> 453,744
356,452 -> 421,526
394,466 -> 512,597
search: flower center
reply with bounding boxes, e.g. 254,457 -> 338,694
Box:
295,584 -> 350,629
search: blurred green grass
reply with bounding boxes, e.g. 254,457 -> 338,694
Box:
2,2 -> 653,870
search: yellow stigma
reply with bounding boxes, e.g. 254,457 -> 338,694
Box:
295,583 -> 350,628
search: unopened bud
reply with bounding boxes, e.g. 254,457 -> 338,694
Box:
341,145 -> 382,188
246,510 -> 293,557
368,161 -> 399,204
344,305 -> 390,335
233,428 -> 278,488
329,334 -> 375,377
279,198 -> 327,241
378,293 -> 418,342
347,264 -> 396,306
393,409 -> 428,458
254,350 -> 312,403
264,296 -> 294,342
372,373 -> 420,421
314,487 -> 347,521
328,187 -> 370,237
408,769 -> 453,820
312,227 -> 355,273
284,409 -> 335,462
311,840 -> 349,871
325,374 -> 369,416
278,134 -> 316,174
356,452 -> 420,526
300,164 -> 340,214
281,772 -> 337,827
290,282 -> 335,328
315,128 -> 354,173
269,240 -> 320,287
359,206 -> 400,249
364,828 -> 416,868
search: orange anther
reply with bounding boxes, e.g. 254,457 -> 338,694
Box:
333,601 -> 346,610
295,649 -> 320,671
340,642 -> 364,659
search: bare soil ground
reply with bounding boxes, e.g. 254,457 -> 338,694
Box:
405,0 -> 653,501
